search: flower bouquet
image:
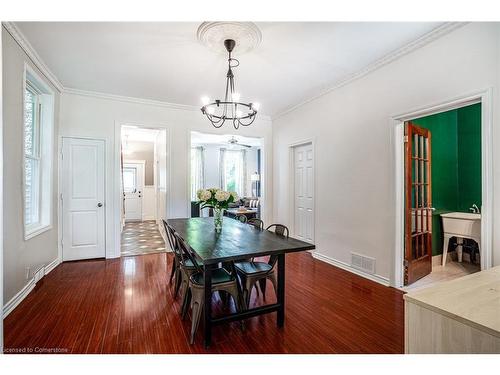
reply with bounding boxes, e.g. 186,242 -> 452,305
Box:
197,188 -> 238,231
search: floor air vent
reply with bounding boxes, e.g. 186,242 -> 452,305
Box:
351,252 -> 376,274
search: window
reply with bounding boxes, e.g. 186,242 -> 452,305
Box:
191,147 -> 205,200
24,83 -> 42,227
220,149 -> 247,197
123,167 -> 137,193
23,65 -> 54,239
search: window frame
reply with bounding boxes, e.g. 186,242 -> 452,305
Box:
22,64 -> 55,240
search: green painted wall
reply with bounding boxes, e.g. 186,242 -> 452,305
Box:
412,103 -> 481,255
457,104 -> 482,212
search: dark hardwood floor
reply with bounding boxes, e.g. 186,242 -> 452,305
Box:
4,252 -> 404,353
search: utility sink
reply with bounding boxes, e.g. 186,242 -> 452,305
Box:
440,212 -> 481,266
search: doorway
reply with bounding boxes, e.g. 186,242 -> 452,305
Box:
61,137 -> 106,261
393,92 -> 492,290
189,131 -> 264,221
119,125 -> 168,257
292,142 -> 314,243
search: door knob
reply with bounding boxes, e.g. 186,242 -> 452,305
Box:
97,203 -> 103,207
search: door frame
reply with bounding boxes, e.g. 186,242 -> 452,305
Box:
288,138 -> 316,243
114,121 -> 172,258
122,159 -> 146,222
58,136 -> 108,262
391,88 -> 493,288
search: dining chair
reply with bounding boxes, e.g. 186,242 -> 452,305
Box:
174,232 -> 243,344
235,214 -> 247,223
163,221 -> 196,300
234,224 -> 289,308
162,220 -> 178,284
247,218 -> 264,230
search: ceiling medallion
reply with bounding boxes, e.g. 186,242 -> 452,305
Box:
197,21 -> 262,56
199,34 -> 260,129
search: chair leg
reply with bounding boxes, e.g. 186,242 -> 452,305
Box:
258,278 -> 267,300
244,279 -> 255,309
169,257 -> 177,284
268,273 -> 277,297
218,290 -> 228,305
226,287 -> 241,313
175,270 -> 187,299
190,288 -> 205,345
181,287 -> 192,320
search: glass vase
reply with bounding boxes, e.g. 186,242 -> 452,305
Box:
214,207 -> 224,232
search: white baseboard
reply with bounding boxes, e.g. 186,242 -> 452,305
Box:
3,257 -> 61,318
311,251 -> 390,287
3,278 -> 36,318
44,257 -> 60,275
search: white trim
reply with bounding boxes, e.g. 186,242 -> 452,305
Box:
312,251 -> 390,287
272,22 -> 466,120
2,22 -> 63,92
288,138 -> 316,243
2,278 -> 36,318
2,258 -> 60,318
44,258 -> 60,275
22,63 -> 55,241
115,122 -> 172,258
0,25 -> 4,350
24,224 -> 53,241
64,88 -> 269,124
391,89 -> 493,288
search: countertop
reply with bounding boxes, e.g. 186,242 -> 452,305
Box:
404,266 -> 500,338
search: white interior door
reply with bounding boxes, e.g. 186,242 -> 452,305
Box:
123,162 -> 144,221
62,138 -> 105,261
294,143 -> 314,243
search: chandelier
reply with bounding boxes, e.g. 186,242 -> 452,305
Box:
201,39 -> 259,129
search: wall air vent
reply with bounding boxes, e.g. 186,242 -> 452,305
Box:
350,252 -> 376,274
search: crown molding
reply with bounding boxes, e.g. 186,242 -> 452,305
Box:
63,88 -> 273,122
2,22 -> 64,92
63,87 -> 200,111
272,22 -> 468,121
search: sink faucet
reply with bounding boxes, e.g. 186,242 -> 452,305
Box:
469,204 -> 480,214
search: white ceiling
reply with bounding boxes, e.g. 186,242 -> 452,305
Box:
16,22 -> 444,117
191,131 -> 262,148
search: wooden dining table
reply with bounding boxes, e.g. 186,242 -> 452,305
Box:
167,217 -> 316,347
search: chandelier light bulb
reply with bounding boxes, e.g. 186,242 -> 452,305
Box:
206,106 -> 215,115
251,102 -> 260,111
201,96 -> 210,105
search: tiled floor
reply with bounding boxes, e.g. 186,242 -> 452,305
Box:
403,259 -> 480,292
121,220 -> 166,257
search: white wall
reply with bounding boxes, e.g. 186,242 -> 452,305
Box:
123,140 -> 155,185
2,28 -> 61,303
273,23 -> 500,283
155,129 -> 168,240
59,92 -> 273,257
